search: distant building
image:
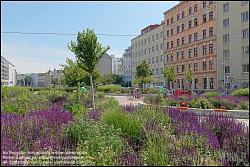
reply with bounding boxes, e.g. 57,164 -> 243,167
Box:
1,56 -> 16,86
113,57 -> 123,76
122,46 -> 132,86
96,53 -> 113,76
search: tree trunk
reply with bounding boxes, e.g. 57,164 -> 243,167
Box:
170,81 -> 172,91
77,81 -> 80,102
90,74 -> 95,110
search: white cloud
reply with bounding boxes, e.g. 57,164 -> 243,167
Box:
107,49 -> 124,58
1,40 -> 75,74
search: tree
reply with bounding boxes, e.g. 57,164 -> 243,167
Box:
134,60 -> 153,89
184,69 -> 193,91
68,29 -> 110,109
24,75 -> 31,86
163,65 -> 176,91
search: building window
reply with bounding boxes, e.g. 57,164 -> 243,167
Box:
177,51 -> 180,60
203,1 -> 206,8
148,48 -> 151,53
152,46 -> 154,52
156,45 -> 159,51
166,55 -> 169,62
194,18 -> 198,26
204,78 -> 207,89
223,3 -> 229,13
194,4 -> 198,12
203,14 -> 207,23
156,34 -> 158,40
194,79 -> 198,89
194,47 -> 198,57
225,66 -> 230,74
171,29 -> 173,35
177,65 -> 180,73
209,27 -> 213,37
203,61 -> 207,70
188,63 -> 192,70
223,50 -> 230,59
177,26 -> 180,33
156,56 -> 158,63
242,29 -> 249,38
148,58 -> 150,64
209,43 -> 213,54
181,50 -> 184,59
189,34 -> 192,43
171,41 -> 174,48
171,17 -> 174,24
160,43 -> 163,50
242,46 -> 249,55
182,37 -> 185,45
203,45 -> 207,55
182,64 -> 185,72
223,34 -> 229,43
210,78 -> 214,89
194,32 -> 198,41
203,29 -> 206,39
144,49 -> 146,54
161,32 -> 163,37
223,18 -> 229,28
167,19 -> 169,25
209,11 -> 213,21
182,11 -> 185,18
161,55 -> 163,61
171,53 -> 174,61
189,20 -> 192,29
177,39 -> 180,46
242,64 -> 249,72
144,39 -> 146,44
188,49 -> 192,58
181,24 -> 185,32
209,1 -> 213,5
148,37 -> 150,43
241,1 -> 249,5
194,62 -> 198,71
152,35 -> 154,41
152,57 -> 154,63
167,30 -> 169,37
189,7 -> 192,15
177,13 -> 180,21
209,60 -> 213,69
241,11 -> 249,22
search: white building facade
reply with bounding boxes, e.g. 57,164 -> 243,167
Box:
122,46 -> 132,86
1,56 -> 16,86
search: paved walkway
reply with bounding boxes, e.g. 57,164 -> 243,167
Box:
106,95 -> 249,127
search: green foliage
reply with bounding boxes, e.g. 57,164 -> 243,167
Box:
134,60 -> 153,86
208,98 -> 222,108
184,69 -> 193,83
204,91 -> 220,97
231,88 -> 249,96
101,74 -> 122,85
165,97 -> 178,106
154,94 -> 166,105
142,88 -> 159,94
163,65 -> 176,82
236,101 -> 249,110
190,97 -> 213,109
65,102 -> 87,117
97,84 -> 122,93
97,92 -> 105,99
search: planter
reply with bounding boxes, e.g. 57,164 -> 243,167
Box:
177,106 -> 188,110
214,108 -> 228,112
179,101 -> 188,107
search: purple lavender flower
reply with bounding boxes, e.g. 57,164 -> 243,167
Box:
85,109 -> 101,121
122,104 -> 137,112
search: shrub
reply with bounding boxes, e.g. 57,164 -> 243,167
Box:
97,84 -> 122,93
142,88 -> 158,94
236,101 -> 249,110
208,98 -> 222,108
231,88 -> 249,96
165,97 -> 178,106
190,97 -> 213,109
204,91 -> 220,97
155,94 -> 166,105
97,92 -> 105,99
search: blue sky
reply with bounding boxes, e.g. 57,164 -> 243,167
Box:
1,1 -> 179,73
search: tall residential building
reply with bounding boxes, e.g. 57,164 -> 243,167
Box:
1,56 -> 16,86
122,46 -> 132,86
96,53 -> 112,76
131,22 -> 165,87
164,1 -> 217,90
45,69 -> 63,87
217,1 -> 249,92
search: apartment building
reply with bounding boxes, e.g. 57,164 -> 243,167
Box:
131,22 -> 165,87
164,1 -> 217,91
1,56 -> 16,86
96,53 -> 112,76
112,57 -> 123,76
217,1 -> 249,92
45,69 -> 63,87
122,46 -> 132,86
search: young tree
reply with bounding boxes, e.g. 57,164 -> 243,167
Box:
134,60 -> 153,89
184,69 -> 193,91
68,29 -> 109,109
163,65 -> 176,91
24,75 -> 31,86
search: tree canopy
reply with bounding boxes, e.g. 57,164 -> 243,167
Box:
134,60 -> 153,86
